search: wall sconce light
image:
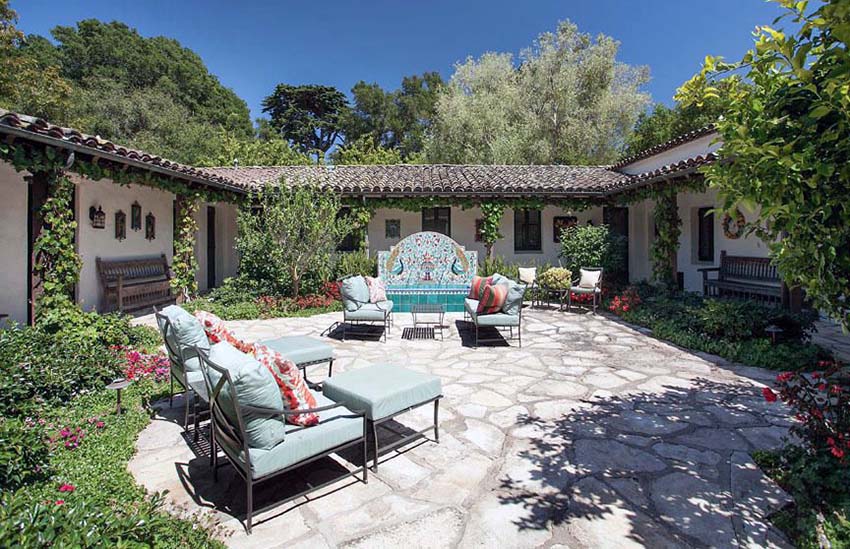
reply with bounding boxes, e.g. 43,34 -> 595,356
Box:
89,205 -> 106,229
145,212 -> 156,241
131,201 -> 142,231
115,210 -> 126,241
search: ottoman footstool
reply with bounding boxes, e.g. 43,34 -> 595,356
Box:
262,335 -> 334,386
322,364 -> 442,471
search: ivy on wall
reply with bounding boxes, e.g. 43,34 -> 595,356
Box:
479,203 -> 506,259
32,171 -> 82,315
172,195 -> 200,301
650,185 -> 682,288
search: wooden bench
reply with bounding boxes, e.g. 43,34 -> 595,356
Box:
96,255 -> 175,313
698,251 -> 782,304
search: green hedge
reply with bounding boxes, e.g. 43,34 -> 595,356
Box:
611,286 -> 829,371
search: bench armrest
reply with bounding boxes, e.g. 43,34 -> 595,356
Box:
697,267 -> 720,281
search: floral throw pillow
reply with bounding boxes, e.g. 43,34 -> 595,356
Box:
253,344 -> 319,427
193,310 -> 254,354
365,276 -> 387,303
477,283 -> 508,314
468,276 -> 493,300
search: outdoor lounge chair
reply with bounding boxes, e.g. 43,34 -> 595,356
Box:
197,343 -> 368,534
463,274 -> 527,347
154,305 -> 211,440
567,267 -> 604,313
339,275 -> 394,342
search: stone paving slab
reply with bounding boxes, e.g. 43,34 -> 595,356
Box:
131,308 -> 795,548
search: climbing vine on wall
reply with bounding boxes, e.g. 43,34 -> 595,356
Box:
32,171 -> 83,315
173,195 -> 200,302
650,185 -> 681,288
479,203 -> 506,259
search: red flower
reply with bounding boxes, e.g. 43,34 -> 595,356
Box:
831,446 -> 845,459
762,387 -> 778,403
55,500 -> 64,505
58,483 -> 75,492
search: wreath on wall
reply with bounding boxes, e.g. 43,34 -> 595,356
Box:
722,208 -> 746,239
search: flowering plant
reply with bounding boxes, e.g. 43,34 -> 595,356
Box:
538,268 -> 572,290
763,360 -> 850,462
608,287 -> 641,315
122,350 -> 169,382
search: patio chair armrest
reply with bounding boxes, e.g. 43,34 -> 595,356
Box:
241,402 -> 367,421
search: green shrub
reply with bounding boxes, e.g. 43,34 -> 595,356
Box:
0,419 -> 50,492
559,224 -> 627,278
0,325 -> 121,417
538,268 -> 573,290
334,251 -> 377,279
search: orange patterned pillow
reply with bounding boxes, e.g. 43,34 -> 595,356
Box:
253,343 -> 319,426
477,283 -> 508,314
193,310 -> 255,354
468,276 -> 493,300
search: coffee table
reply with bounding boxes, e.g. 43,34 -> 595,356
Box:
411,303 -> 445,340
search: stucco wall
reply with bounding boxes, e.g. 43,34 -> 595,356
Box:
0,162 -> 29,325
627,190 -> 770,292
618,133 -> 722,175
74,176 -> 176,312
367,205 -> 603,267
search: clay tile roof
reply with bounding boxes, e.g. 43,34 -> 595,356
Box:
200,164 -> 627,197
0,110 -> 246,194
611,125 -> 718,169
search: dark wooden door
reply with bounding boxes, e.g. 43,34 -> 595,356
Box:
27,174 -> 50,324
603,206 -> 629,283
206,206 -> 216,290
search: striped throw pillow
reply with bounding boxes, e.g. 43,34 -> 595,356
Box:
468,276 -> 493,299
477,283 -> 508,314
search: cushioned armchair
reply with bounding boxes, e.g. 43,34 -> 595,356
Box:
154,305 -> 211,440
339,275 -> 394,342
567,267 -> 604,313
197,343 -> 368,534
463,273 -> 527,347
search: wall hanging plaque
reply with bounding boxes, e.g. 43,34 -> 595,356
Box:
131,201 -> 142,231
145,212 -> 156,241
89,205 -> 106,229
115,210 -> 126,241
385,219 -> 400,239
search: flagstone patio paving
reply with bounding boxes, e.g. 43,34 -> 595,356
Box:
131,309 -> 795,548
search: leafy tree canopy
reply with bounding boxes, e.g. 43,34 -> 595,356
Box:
0,1 -> 72,120
425,20 -> 650,165
197,131 -> 312,168
331,136 -> 405,165
343,72 -> 443,158
677,0 -> 850,330
625,81 -> 734,156
262,84 -> 349,156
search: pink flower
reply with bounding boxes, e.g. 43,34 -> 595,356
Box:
95,421 -> 105,429
762,387 -> 778,403
58,483 -> 75,492
55,500 -> 64,505
831,446 -> 845,459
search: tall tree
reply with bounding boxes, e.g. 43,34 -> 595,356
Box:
344,72 -> 443,158
677,0 -> 850,330
262,84 -> 349,155
198,131 -> 311,167
0,1 -> 71,120
425,20 -> 649,165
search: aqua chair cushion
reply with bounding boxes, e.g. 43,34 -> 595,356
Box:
261,335 -> 334,366
500,279 -> 526,316
248,391 -> 363,478
157,305 -> 210,374
340,276 -> 371,311
322,364 -> 441,420
344,300 -> 393,321
207,342 -> 288,450
465,299 -> 519,326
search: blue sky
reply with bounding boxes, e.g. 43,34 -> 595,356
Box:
14,0 -> 788,121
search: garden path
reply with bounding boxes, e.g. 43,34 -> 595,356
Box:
131,309 -> 794,548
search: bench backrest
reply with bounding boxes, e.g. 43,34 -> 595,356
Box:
719,251 -> 778,283
96,255 -> 170,285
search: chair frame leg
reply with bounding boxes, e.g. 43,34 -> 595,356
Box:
246,479 -> 253,535
433,399 -> 440,443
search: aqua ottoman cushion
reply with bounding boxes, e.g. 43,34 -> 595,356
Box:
261,335 -> 334,365
322,364 -> 442,420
